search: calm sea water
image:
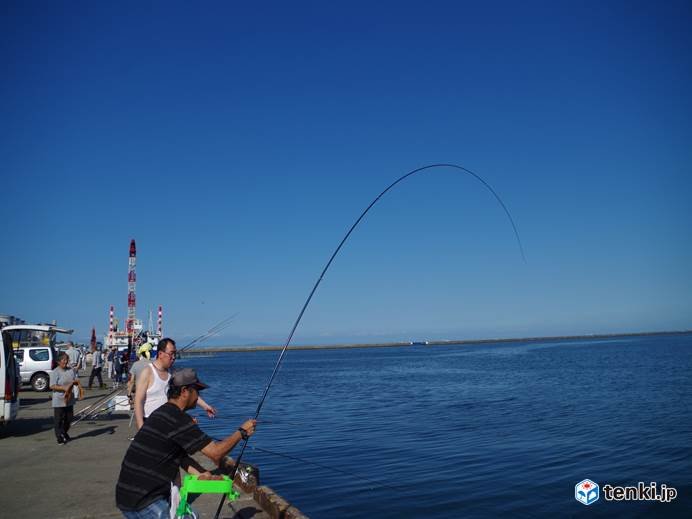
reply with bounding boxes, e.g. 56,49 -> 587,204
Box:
180,334 -> 692,518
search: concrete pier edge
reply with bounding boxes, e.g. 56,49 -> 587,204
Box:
0,376 -> 308,519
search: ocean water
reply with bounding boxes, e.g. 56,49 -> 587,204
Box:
181,334 -> 692,518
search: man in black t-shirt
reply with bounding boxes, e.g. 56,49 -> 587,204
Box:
115,368 -> 256,518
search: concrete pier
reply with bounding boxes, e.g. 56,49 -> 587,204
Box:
0,383 -> 306,519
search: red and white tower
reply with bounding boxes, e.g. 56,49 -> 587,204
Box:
127,239 -> 137,337
157,305 -> 163,336
109,305 -> 115,342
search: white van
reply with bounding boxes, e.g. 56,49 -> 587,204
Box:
0,324 -> 74,425
0,328 -> 20,425
6,324 -> 73,392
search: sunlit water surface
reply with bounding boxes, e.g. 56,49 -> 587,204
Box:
180,334 -> 692,518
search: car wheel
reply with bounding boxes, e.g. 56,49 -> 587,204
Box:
31,373 -> 49,392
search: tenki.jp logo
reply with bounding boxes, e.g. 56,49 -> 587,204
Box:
575,479 -> 600,505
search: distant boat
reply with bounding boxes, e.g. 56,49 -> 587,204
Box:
410,341 -> 429,346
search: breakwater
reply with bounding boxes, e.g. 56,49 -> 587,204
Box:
185,329 -> 691,353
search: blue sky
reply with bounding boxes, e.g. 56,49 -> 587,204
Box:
2,1 -> 691,345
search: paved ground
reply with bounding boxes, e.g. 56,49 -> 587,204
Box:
0,375 -> 269,519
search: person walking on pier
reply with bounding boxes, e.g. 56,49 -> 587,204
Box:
65,342 -> 81,377
49,352 -> 78,444
114,350 -> 127,387
88,344 -> 105,389
107,347 -> 116,380
116,368 -> 256,518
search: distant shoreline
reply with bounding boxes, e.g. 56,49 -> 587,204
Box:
182,329 -> 692,354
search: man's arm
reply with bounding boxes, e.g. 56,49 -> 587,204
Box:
181,455 -> 208,474
200,419 -> 256,466
134,366 -> 151,430
196,396 -> 217,418
127,369 -> 135,397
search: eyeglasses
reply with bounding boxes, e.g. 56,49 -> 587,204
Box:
162,350 -> 178,358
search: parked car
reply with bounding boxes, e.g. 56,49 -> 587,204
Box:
14,345 -> 58,391
4,324 -> 73,392
0,329 -> 20,424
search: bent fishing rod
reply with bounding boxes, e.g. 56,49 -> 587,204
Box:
213,163 -> 525,517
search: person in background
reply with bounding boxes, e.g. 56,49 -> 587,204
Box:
65,342 -> 81,377
126,348 -> 153,439
127,348 -> 151,401
134,338 -> 216,430
113,347 -> 119,378
138,339 -> 153,361
116,368 -> 256,518
49,352 -> 78,444
107,347 -> 116,380
88,344 -> 105,389
114,350 -> 129,387
120,350 -> 130,383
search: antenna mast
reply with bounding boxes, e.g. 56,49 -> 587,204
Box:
127,239 -> 137,340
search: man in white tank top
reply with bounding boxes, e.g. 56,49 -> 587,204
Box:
134,338 -> 216,430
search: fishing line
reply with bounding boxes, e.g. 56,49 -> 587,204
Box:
180,312 -> 239,352
242,444 -> 408,492
255,419 -> 304,427
214,163 -> 525,517
197,314 -> 238,340
183,315 -> 237,350
182,315 -> 236,350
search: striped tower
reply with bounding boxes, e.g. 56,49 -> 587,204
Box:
126,239 -> 137,337
157,305 -> 163,336
109,305 -> 114,341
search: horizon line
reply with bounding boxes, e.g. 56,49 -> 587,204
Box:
180,329 -> 692,353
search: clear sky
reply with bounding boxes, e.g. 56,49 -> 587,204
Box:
2,1 -> 691,345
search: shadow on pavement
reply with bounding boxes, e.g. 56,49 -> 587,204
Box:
17,394 -> 51,408
71,425 -> 118,439
0,416 -> 54,438
233,505 -> 265,518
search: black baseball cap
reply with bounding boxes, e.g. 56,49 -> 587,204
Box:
170,368 -> 209,390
